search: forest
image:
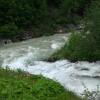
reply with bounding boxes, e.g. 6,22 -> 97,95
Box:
0,0 -> 90,40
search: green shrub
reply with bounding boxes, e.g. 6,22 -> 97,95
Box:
50,31 -> 100,62
0,23 -> 20,39
50,0 -> 100,62
66,33 -> 95,61
58,0 -> 89,24
0,0 -> 90,40
66,0 -> 100,61
85,0 -> 100,52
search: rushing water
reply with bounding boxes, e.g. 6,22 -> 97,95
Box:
0,33 -> 100,98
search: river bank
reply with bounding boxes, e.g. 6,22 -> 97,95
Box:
0,68 -> 82,100
0,33 -> 100,100
0,24 -> 82,45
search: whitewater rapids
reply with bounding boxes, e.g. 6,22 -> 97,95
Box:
0,33 -> 100,98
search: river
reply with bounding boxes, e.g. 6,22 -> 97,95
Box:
0,33 -> 100,98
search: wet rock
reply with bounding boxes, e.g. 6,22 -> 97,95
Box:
0,39 -> 12,45
81,68 -> 89,71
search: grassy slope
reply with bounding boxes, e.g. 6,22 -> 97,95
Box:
0,68 -> 82,100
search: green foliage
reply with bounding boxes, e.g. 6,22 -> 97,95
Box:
58,0 -> 89,24
66,32 -> 96,61
0,0 -> 89,40
0,23 -> 20,39
50,0 -> 100,62
85,0 -> 100,52
0,68 -> 81,100
50,31 -> 100,62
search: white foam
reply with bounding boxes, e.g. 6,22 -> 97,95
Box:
2,59 -> 100,96
51,43 -> 62,49
0,33 -> 100,97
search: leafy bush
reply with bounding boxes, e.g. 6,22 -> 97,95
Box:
50,31 -> 100,62
50,0 -> 100,62
66,32 -> 97,61
85,0 -> 100,53
0,0 -> 90,40
58,0 -> 89,24
0,23 -> 19,39
49,32 -> 95,62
